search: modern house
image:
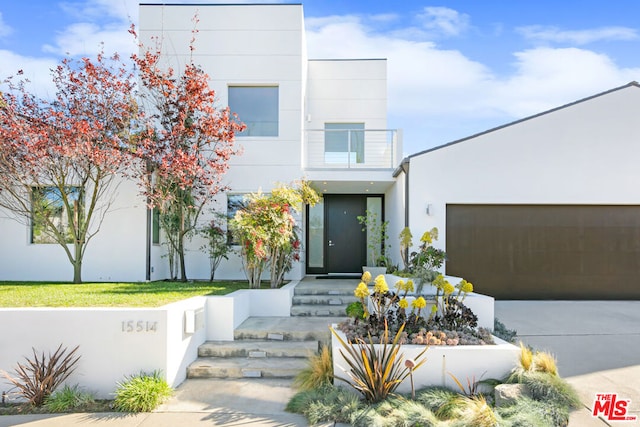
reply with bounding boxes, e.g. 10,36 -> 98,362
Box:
1,3 -> 639,301
0,3 -> 403,283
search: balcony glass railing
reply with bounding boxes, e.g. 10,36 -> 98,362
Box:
304,129 -> 401,169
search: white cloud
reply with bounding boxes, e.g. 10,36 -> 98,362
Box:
518,25 -> 638,45
494,47 -> 640,117
305,14 -> 640,152
416,7 -> 470,37
0,12 -> 12,38
0,50 -> 58,97
42,22 -> 137,57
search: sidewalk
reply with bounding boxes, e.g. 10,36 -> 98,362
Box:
495,300 -> 640,426
1,300 -> 638,426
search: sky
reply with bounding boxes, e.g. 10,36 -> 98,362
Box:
1,0 -> 640,155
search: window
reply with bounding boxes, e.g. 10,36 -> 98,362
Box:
228,86 -> 279,137
227,194 -> 247,244
324,123 -> 365,164
31,186 -> 82,244
152,208 -> 160,245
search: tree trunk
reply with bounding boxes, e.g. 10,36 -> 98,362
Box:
178,236 -> 187,282
73,242 -> 83,283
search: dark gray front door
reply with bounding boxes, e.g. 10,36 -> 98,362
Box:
326,195 -> 367,273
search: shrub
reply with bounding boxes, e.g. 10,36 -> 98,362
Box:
493,318 -> 517,343
113,371 -> 172,412
497,396 -> 570,427
286,384 -> 362,425
2,344 -> 80,406
44,384 -> 95,412
331,322 -> 428,403
293,346 -> 333,391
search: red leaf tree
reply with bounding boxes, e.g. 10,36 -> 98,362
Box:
0,54 -> 137,283
130,24 -> 245,281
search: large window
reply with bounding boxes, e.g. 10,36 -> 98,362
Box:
324,123 -> 365,164
31,186 -> 82,244
228,86 -> 279,137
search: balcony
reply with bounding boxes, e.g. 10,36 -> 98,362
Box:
304,128 -> 402,170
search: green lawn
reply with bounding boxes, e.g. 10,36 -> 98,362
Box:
0,280 -> 261,307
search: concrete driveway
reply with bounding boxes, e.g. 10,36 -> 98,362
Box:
495,301 -> 640,426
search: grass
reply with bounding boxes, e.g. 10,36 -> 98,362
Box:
113,371 -> 172,412
0,280 -> 268,307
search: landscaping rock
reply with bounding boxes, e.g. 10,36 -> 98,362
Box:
495,383 -> 532,407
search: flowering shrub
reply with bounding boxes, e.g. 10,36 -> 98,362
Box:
230,180 -> 319,288
338,274 -> 492,346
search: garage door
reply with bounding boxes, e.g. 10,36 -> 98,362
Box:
446,205 -> 640,299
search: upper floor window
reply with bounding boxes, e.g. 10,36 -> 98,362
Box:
31,186 -> 82,244
324,123 -> 365,164
228,86 -> 279,137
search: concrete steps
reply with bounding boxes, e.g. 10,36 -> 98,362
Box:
188,356 -> 309,379
290,304 -> 351,317
291,277 -> 359,317
198,340 -> 318,358
187,279 -> 355,380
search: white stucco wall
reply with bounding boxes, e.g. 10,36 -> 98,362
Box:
407,84 -> 640,268
0,179 -> 148,282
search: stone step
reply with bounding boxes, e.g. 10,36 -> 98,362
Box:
290,304 -> 348,317
233,316 -> 344,343
198,340 -> 318,358
293,280 -> 359,296
292,294 -> 358,306
187,357 -> 308,379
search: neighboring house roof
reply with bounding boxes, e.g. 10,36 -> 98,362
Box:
408,81 -> 640,160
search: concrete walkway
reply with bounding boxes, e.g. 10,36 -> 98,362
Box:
495,300 -> 640,426
1,285 -> 638,426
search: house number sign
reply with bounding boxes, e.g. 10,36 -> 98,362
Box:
121,320 -> 158,333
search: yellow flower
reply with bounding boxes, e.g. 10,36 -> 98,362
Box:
420,231 -> 433,244
373,275 -> 389,294
361,271 -> 372,284
398,298 -> 409,309
354,282 -> 370,299
430,227 -> 439,241
394,279 -> 405,291
443,282 -> 455,295
412,296 -> 426,309
431,304 -> 438,314
433,274 -> 446,289
405,280 -> 414,293
457,279 -> 473,294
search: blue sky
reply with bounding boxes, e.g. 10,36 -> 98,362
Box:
1,1 -> 639,155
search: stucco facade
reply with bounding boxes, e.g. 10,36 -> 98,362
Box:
0,4 -> 401,282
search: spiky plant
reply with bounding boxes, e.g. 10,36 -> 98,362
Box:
113,371 -> 172,412
450,395 -> 500,427
293,346 -> 333,391
2,344 -> 81,407
519,342 -> 533,371
532,351 -> 558,376
331,322 -> 428,403
44,384 -> 95,412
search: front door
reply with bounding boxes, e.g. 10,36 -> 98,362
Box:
326,195 -> 367,273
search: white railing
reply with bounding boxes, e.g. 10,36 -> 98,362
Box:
305,129 -> 401,169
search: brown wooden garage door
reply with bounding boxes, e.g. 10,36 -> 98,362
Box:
446,205 -> 640,299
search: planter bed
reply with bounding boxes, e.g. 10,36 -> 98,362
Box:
331,326 -> 520,393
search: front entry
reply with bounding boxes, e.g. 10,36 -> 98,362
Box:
306,194 -> 383,274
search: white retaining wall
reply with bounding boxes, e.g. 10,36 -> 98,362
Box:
0,282 -> 297,400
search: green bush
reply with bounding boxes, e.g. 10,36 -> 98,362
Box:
286,384 -> 362,425
113,371 -> 172,412
44,384 -> 95,412
497,396 -> 570,426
